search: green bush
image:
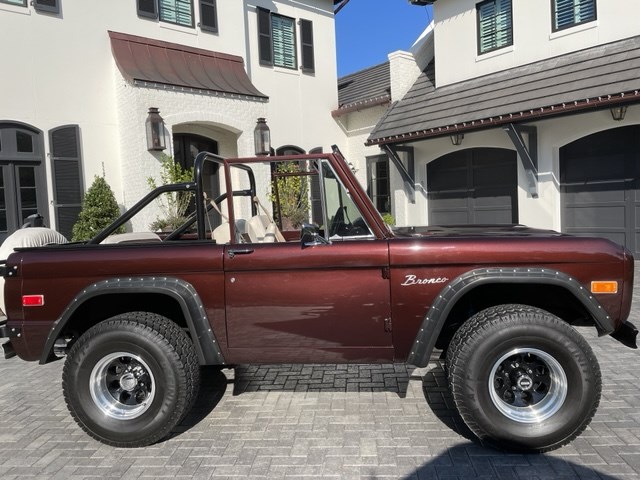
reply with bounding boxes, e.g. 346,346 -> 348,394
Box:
72,176 -> 124,241
382,213 -> 396,226
147,155 -> 194,231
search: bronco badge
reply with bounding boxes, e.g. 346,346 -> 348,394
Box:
401,275 -> 449,286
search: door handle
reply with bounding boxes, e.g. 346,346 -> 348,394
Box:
228,248 -> 254,258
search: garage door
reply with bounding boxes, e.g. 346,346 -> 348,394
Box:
561,126 -> 640,254
427,148 -> 518,225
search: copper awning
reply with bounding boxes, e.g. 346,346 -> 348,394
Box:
108,31 -> 267,100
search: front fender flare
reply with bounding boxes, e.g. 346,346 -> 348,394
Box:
406,267 -> 614,368
39,276 -> 225,366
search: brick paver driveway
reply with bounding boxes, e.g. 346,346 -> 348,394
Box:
1,273 -> 639,479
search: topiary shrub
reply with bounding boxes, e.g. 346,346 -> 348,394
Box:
72,176 -> 124,241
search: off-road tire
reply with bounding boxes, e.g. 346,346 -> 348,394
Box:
446,304 -> 601,452
62,312 -> 200,448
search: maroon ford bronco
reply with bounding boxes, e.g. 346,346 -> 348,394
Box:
0,149 -> 637,451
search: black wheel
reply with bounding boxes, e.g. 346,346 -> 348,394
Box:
446,304 -> 601,452
62,312 -> 200,447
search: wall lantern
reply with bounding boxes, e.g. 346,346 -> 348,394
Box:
610,105 -> 628,121
254,117 -> 271,156
146,107 -> 166,151
450,133 -> 464,146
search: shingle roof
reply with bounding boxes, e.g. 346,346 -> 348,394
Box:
335,62 -> 391,115
368,35 -> 640,145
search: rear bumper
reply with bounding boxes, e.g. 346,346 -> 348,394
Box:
0,317 -> 18,359
611,321 -> 638,349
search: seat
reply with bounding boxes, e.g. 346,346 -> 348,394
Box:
101,232 -> 162,244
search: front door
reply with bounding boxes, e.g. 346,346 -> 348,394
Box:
0,125 -> 48,242
223,241 -> 393,364
222,157 -> 393,364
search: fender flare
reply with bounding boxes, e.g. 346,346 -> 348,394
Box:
406,267 -> 615,368
39,276 -> 225,366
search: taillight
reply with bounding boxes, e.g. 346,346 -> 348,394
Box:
22,295 -> 45,307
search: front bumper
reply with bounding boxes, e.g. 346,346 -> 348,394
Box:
611,321 -> 638,349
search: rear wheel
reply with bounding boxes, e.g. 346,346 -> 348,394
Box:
62,312 -> 200,447
446,304 -> 601,452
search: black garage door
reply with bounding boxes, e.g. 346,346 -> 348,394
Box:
427,148 -> 518,225
561,126 -> 640,254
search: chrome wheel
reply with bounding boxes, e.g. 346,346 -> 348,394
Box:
489,348 -> 567,424
89,352 -> 155,420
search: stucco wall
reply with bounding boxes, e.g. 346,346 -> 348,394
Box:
433,0 -> 640,86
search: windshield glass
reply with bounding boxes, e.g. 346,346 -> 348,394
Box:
320,160 -> 373,240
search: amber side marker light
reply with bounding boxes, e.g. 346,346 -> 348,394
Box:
22,295 -> 45,307
590,281 -> 618,294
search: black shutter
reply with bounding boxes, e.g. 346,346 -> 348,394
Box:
49,125 -> 84,240
200,0 -> 218,32
257,7 -> 273,66
137,0 -> 158,19
300,19 -> 315,73
33,0 -> 60,14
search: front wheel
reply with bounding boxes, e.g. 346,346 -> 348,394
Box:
62,312 -> 200,447
446,304 -> 601,452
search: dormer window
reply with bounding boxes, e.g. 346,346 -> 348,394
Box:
552,0 -> 596,31
476,0 -> 513,55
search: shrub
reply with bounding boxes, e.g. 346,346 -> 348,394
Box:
72,176 -> 124,241
147,155 -> 194,231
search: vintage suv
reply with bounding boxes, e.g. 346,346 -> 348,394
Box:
0,149 -> 637,452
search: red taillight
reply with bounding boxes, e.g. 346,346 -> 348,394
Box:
22,295 -> 45,307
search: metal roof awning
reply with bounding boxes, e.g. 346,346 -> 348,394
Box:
368,35 -> 640,146
108,31 -> 267,101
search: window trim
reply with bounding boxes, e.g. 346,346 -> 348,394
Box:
551,0 -> 597,32
476,0 -> 513,56
366,155 -> 392,215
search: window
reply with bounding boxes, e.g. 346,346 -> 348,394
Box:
257,8 -> 314,72
552,0 -> 596,31
367,156 -> 391,215
0,0 -> 26,6
477,0 -> 513,55
271,14 -> 297,69
159,0 -> 194,27
137,0 -> 194,27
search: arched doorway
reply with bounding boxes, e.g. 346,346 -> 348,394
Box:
0,123 -> 49,242
560,126 -> 640,254
427,148 -> 518,225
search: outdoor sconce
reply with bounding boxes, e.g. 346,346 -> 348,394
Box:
146,107 -> 166,151
450,133 -> 464,146
610,105 -> 627,121
254,117 -> 271,156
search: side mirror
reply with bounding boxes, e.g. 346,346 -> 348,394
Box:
301,223 -> 329,247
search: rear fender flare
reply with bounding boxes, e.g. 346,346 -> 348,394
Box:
39,276 -> 225,366
406,267 -> 614,367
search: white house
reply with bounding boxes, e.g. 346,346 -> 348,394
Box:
358,0 -> 640,255
0,0 -> 344,239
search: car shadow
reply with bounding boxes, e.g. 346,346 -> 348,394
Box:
399,443 -> 623,480
168,366 -> 229,439
420,359 -> 476,441
231,363 -> 411,396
